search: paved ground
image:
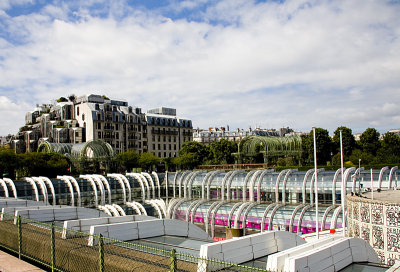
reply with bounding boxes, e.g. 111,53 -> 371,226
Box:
362,189 -> 400,203
0,250 -> 45,272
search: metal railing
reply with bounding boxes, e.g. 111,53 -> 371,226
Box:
0,212 -> 270,272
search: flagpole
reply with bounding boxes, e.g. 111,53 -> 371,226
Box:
340,130 -> 345,237
313,127 -> 319,239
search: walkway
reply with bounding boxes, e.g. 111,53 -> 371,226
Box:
0,250 -> 45,272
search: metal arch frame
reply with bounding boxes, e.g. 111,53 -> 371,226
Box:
80,175 -> 99,206
57,176 -> 75,206
201,171 -> 215,200
190,200 -> 208,224
341,167 -> 356,209
388,166 -> 399,189
0,179 -> 9,198
275,169 -> 290,203
227,202 -> 244,228
138,174 -> 151,200
118,174 -> 132,202
64,176 -> 81,207
249,170 -> 263,202
171,199 -> 189,220
127,173 -> 145,202
151,171 -> 161,199
289,204 -> 305,233
112,204 -> 126,216
242,202 -> 259,235
256,169 -> 275,203
332,168 -> 345,206
260,203 -> 277,232
297,205 -> 313,233
94,175 -> 112,205
351,167 -> 364,194
2,178 -> 17,198
146,200 -> 163,219
179,171 -> 191,198
39,177 -> 56,206
107,174 -> 127,204
71,140 -> 114,160
167,198 -> 181,218
211,201 -> 229,237
126,202 -> 142,215
183,172 -> 196,199
240,171 -> 256,202
233,202 -> 253,228
220,171 -> 235,201
302,169 -> 315,204
154,199 -> 167,218
204,171 -> 224,200
173,171 -> 181,198
105,204 -> 120,216
281,169 -> 297,205
204,201 -> 221,233
207,171 -> 226,201
90,175 -> 106,205
226,170 -> 245,201
141,172 -> 156,199
97,205 -> 112,216
31,177 -> 49,205
267,204 -> 284,231
309,169 -> 325,206
330,206 -> 343,229
185,200 -> 201,222
321,205 -> 336,231
378,166 -> 390,189
129,201 -> 147,215
188,171 -> 205,199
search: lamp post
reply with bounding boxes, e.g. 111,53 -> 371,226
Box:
358,159 -> 361,197
340,130 -> 345,237
313,127 -> 319,239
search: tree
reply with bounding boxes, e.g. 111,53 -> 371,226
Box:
178,141 -> 210,165
208,139 -> 237,164
139,152 -> 160,171
359,128 -> 380,155
375,132 -> 400,163
332,126 -> 355,157
115,150 -> 140,172
302,128 -> 332,165
174,153 -> 198,170
18,152 -> 69,178
0,147 -> 20,179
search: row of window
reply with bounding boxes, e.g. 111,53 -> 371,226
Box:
152,143 -> 177,151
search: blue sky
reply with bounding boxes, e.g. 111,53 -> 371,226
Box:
1,0 -> 400,136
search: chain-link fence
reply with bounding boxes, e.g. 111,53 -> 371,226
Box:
0,212 -> 270,272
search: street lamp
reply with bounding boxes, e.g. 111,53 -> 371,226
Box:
313,127 -> 319,239
340,130 -> 345,237
358,159 -> 361,197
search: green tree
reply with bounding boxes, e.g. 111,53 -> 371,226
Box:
19,152 -> 68,178
349,149 -> 374,165
139,152 -> 160,171
359,128 -> 380,155
0,147 -> 20,179
115,150 -> 140,172
332,126 -> 356,157
174,153 -> 198,170
208,139 -> 237,164
375,132 -> 400,163
302,128 -> 332,165
178,141 -> 210,165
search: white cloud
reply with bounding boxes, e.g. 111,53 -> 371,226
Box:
0,0 -> 400,135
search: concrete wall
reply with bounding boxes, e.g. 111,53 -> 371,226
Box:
197,231 -> 306,272
88,219 -> 213,246
285,237 -> 379,272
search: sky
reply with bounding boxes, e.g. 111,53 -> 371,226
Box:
0,0 -> 400,136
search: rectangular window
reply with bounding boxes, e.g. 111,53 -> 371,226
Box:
174,144 -> 176,150
163,144 -> 166,150
98,132 -> 101,139
158,144 -> 161,150
163,136 -> 166,141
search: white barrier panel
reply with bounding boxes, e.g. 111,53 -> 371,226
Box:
197,231 -> 306,272
1,205 -> 67,221
0,199 -> 47,209
88,219 -> 213,246
62,215 -> 155,238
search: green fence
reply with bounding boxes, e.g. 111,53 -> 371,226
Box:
0,212 -> 270,272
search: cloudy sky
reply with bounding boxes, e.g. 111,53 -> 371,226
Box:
1,0 -> 399,136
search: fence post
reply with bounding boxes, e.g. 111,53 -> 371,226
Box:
51,223 -> 55,272
170,249 -> 177,272
99,234 -> 104,272
17,215 -> 22,260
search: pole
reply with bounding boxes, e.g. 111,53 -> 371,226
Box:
170,248 -> 177,272
17,215 -> 22,259
313,127 -> 319,239
340,130 -> 345,237
358,159 -> 361,197
371,168 -> 374,201
51,223 -> 55,272
99,234 -> 104,272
